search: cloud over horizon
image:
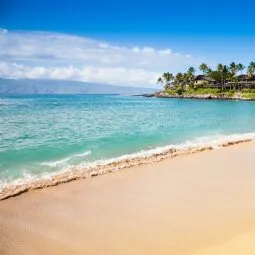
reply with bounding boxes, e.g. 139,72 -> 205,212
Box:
0,29 -> 202,87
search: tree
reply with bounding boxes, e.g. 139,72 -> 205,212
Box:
238,63 -> 245,75
175,72 -> 183,85
157,60 -> 255,94
187,67 -> 196,75
157,72 -> 174,90
187,67 -> 196,88
216,64 -> 230,90
199,63 -> 209,75
228,62 -> 238,89
206,68 -> 213,74
174,72 -> 186,94
208,71 -> 221,84
163,72 -> 174,90
247,62 -> 255,78
157,77 -> 163,86
250,61 -> 255,68
217,64 -> 224,89
162,72 -> 174,84
229,62 -> 238,78
222,65 -> 230,87
237,63 -> 246,88
247,62 -> 255,90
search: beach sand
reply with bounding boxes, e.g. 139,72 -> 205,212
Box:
0,142 -> 255,255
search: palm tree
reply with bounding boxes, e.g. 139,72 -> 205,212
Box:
247,67 -> 254,78
187,67 -> 195,75
199,63 -> 209,75
206,68 -> 212,74
183,72 -> 189,83
158,72 -> 174,90
162,72 -> 173,83
229,62 -> 238,89
157,77 -> 163,86
237,63 -> 246,89
250,61 -> 255,68
217,64 -> 224,90
247,62 -> 255,77
229,62 -> 238,76
238,63 -> 245,75
223,65 -> 230,88
175,72 -> 183,84
247,63 -> 255,90
187,67 -> 196,88
174,72 -> 187,93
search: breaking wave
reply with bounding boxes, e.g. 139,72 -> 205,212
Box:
40,150 -> 91,167
0,132 -> 255,200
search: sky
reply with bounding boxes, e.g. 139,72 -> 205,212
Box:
0,0 -> 255,88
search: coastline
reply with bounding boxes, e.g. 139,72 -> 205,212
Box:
142,91 -> 255,101
1,141 -> 255,254
1,133 -> 255,200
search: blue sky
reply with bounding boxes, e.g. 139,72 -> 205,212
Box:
0,0 -> 254,87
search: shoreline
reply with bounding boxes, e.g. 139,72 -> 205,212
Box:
142,92 -> 255,101
1,141 -> 255,254
1,133 -> 255,200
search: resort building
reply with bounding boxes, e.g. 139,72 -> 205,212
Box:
194,75 -> 217,86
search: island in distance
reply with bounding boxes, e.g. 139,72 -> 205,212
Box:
0,78 -> 157,95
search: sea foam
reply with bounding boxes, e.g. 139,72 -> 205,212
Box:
40,150 -> 91,167
0,132 -> 254,200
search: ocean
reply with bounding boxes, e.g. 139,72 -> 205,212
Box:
1,94 -> 255,193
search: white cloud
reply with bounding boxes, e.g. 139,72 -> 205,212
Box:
0,62 -> 159,86
159,49 -> 172,55
132,47 -> 140,53
0,29 -> 202,87
141,47 -> 155,53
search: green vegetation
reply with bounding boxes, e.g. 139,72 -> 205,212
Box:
185,88 -> 222,95
157,62 -> 255,99
226,90 -> 235,97
241,89 -> 255,99
163,88 -> 222,96
163,89 -> 176,95
162,87 -> 255,99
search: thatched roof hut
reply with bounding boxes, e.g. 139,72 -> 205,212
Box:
237,74 -> 255,81
194,75 -> 216,84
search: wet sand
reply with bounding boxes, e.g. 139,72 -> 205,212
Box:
0,142 -> 255,255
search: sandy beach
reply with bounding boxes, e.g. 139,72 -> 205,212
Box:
1,142 -> 255,255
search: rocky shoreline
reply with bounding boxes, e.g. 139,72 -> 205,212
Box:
142,91 -> 255,101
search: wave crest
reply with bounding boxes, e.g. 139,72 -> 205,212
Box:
0,132 -> 254,200
40,150 -> 91,167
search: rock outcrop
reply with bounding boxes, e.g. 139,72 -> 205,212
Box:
144,91 -> 254,101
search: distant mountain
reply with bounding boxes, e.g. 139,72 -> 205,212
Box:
0,78 -> 157,95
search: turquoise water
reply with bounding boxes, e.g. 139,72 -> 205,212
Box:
1,94 -> 255,189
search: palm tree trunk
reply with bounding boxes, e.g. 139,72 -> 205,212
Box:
221,73 -> 223,91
